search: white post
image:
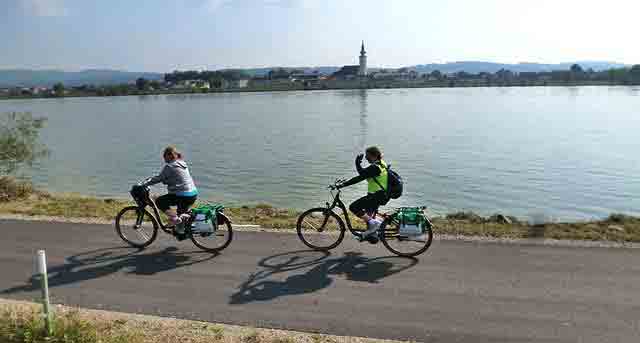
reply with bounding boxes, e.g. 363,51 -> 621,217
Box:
36,250 -> 53,336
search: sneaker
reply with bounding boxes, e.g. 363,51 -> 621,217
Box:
174,222 -> 186,235
366,235 -> 379,244
359,220 -> 381,241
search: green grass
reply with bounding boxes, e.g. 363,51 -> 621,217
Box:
0,309 -> 143,343
0,192 -> 132,219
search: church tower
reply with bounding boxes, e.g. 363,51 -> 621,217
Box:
358,41 -> 368,77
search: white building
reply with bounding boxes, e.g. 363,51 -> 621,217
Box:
222,79 -> 249,89
358,41 -> 368,77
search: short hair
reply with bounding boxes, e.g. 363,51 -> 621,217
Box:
365,146 -> 382,159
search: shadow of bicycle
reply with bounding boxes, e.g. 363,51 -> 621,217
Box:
1,246 -> 218,295
230,250 -> 418,305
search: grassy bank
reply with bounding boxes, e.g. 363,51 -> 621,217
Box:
0,299 -> 405,343
1,178 -> 639,242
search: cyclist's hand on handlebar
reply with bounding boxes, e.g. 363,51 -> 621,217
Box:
329,182 -> 343,190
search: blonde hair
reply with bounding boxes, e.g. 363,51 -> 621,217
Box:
163,146 -> 183,160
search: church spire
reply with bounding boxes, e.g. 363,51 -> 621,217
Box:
358,40 -> 368,76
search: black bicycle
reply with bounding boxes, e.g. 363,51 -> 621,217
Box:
296,179 -> 434,257
114,185 -> 233,253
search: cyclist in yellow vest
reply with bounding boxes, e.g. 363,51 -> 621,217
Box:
337,146 -> 389,241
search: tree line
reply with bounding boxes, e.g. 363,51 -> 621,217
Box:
422,64 -> 640,84
164,70 -> 250,85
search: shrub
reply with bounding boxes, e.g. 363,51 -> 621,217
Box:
446,211 -> 484,223
0,112 -> 48,175
0,176 -> 35,202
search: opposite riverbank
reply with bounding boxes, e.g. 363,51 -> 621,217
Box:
1,178 -> 638,243
1,79 -> 638,101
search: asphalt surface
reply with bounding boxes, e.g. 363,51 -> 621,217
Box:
1,219 -> 639,342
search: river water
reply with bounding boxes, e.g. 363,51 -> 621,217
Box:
2,86 -> 639,221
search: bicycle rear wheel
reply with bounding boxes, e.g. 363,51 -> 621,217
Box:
115,206 -> 159,249
380,216 -> 433,257
296,208 -> 346,251
190,215 -> 233,253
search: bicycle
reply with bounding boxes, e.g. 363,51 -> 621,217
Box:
114,185 -> 233,253
296,179 -> 434,257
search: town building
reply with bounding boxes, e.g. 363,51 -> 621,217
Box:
332,41 -> 369,80
221,78 -> 249,89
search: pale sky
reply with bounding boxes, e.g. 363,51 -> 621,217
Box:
2,0 -> 639,72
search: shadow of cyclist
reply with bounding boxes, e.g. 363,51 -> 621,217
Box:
1,246 -> 217,295
229,250 -> 417,305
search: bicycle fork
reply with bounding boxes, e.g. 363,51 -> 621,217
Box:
134,208 -> 144,229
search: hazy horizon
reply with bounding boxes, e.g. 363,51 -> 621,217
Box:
2,0 -> 639,72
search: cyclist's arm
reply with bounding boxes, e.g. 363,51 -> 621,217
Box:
142,166 -> 168,186
339,165 -> 381,188
338,174 -> 365,188
356,158 -> 365,174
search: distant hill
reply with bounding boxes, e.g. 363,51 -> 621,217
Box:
0,69 -> 163,87
410,61 -> 627,74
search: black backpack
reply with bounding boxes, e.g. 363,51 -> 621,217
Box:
373,163 -> 404,199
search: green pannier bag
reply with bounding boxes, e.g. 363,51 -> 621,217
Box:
397,207 -> 428,236
191,204 -> 224,233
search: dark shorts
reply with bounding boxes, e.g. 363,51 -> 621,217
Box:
156,193 -> 197,214
349,191 -> 389,217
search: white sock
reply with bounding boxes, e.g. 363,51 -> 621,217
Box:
368,218 -> 381,225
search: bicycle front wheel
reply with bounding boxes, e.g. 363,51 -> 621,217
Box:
296,208 -> 346,251
115,206 -> 159,249
381,217 -> 433,257
190,215 -> 233,253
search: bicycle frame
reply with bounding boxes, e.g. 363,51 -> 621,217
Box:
131,186 -> 231,235
325,189 -> 383,238
135,191 -> 174,234
296,182 -> 434,256
325,188 -> 430,240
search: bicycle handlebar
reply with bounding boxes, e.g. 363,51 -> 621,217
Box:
328,178 -> 347,191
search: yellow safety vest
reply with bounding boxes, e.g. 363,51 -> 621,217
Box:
367,160 -> 388,194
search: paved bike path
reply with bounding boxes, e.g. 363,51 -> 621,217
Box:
1,219 -> 639,342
